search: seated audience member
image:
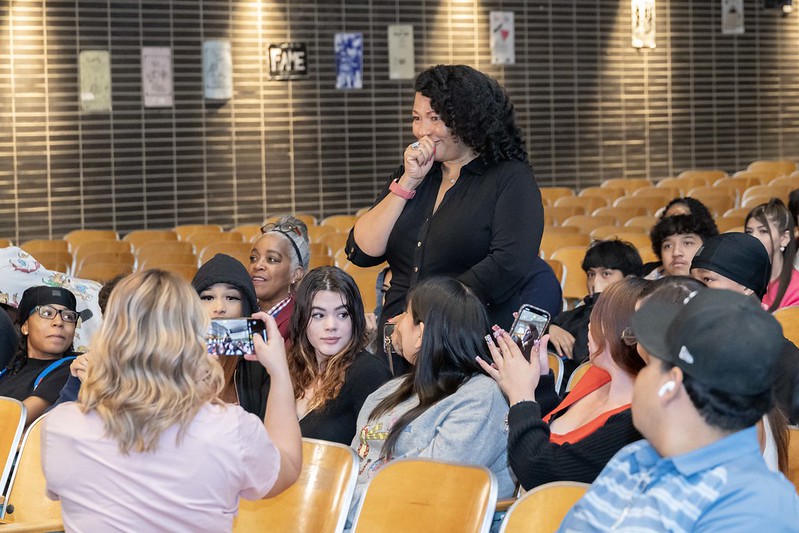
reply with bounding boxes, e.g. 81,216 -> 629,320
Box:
0,246 -> 103,348
548,240 -> 643,375
287,266 -> 392,444
249,216 -> 311,337
640,274 -> 789,473
645,213 -> 718,279
192,254 -> 270,417
479,277 -> 649,490
42,270 -> 302,532
559,289 -> 799,532
348,278 -> 514,526
690,232 -> 799,425
746,199 -> 799,311
50,275 -> 126,411
0,286 -> 87,425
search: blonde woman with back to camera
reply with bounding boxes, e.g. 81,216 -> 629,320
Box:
41,270 -> 302,532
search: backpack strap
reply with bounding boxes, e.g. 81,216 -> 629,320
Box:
33,356 -> 77,391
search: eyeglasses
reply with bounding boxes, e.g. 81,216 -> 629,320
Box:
260,222 -> 306,265
35,305 -> 79,324
621,326 -> 637,346
261,222 -> 303,238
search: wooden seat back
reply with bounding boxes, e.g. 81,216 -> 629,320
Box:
233,439 -> 358,533
352,459 -> 497,533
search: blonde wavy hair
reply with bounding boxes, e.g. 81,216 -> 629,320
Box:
78,270 -> 224,454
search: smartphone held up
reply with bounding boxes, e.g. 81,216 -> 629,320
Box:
206,318 -> 266,356
509,304 -> 551,360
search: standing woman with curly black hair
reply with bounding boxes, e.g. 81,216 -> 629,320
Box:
347,65 -> 543,371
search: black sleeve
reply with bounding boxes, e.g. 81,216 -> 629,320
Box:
534,372 -> 562,416
344,351 -> 393,416
507,401 -> 642,490
345,166 -> 404,267
456,162 -> 544,306
30,361 -> 73,405
47,374 -> 82,412
776,339 -> 799,424
0,310 -> 18,370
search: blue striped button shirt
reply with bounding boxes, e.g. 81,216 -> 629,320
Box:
558,427 -> 799,532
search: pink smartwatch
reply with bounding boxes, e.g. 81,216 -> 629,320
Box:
389,179 -> 416,200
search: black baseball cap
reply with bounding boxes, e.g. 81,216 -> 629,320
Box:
17,286 -> 92,325
690,232 -> 771,299
632,288 -> 783,395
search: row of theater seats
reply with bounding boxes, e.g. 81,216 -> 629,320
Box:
539,163 -> 799,308
0,212 -> 385,315
2,400 -> 798,532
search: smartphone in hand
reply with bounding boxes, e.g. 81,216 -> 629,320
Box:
509,304 -> 551,360
206,318 -> 266,356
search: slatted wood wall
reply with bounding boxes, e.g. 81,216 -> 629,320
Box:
1,0 -> 797,241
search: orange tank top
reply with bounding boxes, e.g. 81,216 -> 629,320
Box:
543,366 -> 630,445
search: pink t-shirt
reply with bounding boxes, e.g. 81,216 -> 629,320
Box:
42,402 -> 280,533
762,268 -> 799,311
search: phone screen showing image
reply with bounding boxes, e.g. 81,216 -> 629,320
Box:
206,318 -> 265,356
510,305 -> 551,354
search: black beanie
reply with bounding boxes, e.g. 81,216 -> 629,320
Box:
191,254 -> 259,316
690,233 -> 771,299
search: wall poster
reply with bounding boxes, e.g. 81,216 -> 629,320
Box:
490,11 -> 515,65
141,46 -> 174,107
335,32 -> 363,89
631,0 -> 656,49
388,25 -> 415,80
203,40 -> 233,100
722,0 -> 745,35
79,50 -> 112,113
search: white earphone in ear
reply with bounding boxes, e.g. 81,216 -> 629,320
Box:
658,381 -> 676,397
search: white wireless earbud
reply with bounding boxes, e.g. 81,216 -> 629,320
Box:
658,381 -> 676,398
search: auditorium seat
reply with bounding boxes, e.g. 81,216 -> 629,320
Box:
577,187 -> 624,206
0,397 -> 25,512
63,230 -> 118,251
540,187 -> 575,207
351,459 -> 497,533
1,415 -> 60,523
498,481 -> 589,533
233,439 -> 358,533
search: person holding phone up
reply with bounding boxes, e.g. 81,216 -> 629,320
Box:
479,277 -> 648,490
347,65 -> 544,372
192,253 -> 271,418
42,270 -> 302,532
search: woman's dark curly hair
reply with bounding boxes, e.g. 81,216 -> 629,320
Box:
414,65 -> 527,164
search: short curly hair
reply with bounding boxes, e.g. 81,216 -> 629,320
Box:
414,65 -> 527,164
661,197 -> 717,230
650,214 -> 719,260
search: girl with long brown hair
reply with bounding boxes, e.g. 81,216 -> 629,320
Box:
286,266 -> 391,444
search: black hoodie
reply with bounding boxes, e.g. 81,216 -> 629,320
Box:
192,254 -> 269,419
